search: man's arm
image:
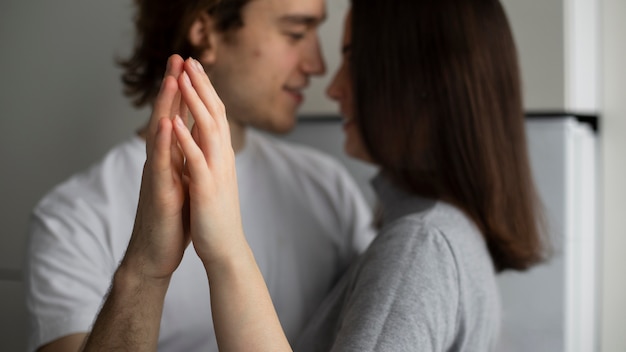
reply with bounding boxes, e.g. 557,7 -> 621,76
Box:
81,265 -> 171,351
81,56 -> 189,351
36,55 -> 189,352
36,259 -> 172,352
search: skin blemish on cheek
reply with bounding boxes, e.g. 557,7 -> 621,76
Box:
253,49 -> 262,58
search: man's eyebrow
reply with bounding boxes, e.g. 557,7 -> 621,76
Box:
278,13 -> 327,26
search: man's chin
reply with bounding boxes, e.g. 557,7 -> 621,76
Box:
254,116 -> 297,135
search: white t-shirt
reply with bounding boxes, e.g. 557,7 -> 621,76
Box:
25,129 -> 375,352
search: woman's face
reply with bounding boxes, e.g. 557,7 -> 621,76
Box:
326,10 -> 373,163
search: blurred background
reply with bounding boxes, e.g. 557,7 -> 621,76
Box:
1,0 -> 624,351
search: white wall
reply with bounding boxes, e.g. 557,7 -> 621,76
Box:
600,0 -> 626,350
500,0 -> 566,111
0,0 -> 144,350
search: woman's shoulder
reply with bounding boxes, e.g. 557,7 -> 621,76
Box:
391,202 -> 488,258
370,201 -> 494,281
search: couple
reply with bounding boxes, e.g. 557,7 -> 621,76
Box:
27,0 -> 546,351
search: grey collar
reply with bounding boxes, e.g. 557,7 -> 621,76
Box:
371,172 -> 437,226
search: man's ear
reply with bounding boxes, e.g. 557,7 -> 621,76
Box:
188,12 -> 219,65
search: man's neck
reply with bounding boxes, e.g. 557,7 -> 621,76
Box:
136,119 -> 247,154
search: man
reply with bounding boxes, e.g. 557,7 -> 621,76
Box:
24,0 -> 374,351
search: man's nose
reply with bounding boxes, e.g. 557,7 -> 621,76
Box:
301,36 -> 326,75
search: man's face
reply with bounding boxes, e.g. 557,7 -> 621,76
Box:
208,0 -> 326,134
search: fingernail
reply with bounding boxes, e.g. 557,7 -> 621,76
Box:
181,71 -> 191,85
174,114 -> 185,129
193,59 -> 204,72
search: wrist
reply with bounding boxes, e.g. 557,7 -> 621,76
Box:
84,258 -> 170,351
201,240 -> 257,282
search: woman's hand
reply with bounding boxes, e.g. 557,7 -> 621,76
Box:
172,57 -> 246,269
172,58 -> 291,351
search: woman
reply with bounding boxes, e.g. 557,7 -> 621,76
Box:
156,0 -> 547,350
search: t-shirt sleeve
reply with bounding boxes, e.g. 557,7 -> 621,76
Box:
24,197 -> 116,352
331,220 -> 460,352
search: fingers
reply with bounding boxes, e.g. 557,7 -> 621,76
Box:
169,56 -> 185,119
170,78 -> 188,122
151,117 -> 173,181
171,91 -> 183,121
183,58 -> 227,128
146,55 -> 185,155
178,71 -> 214,132
172,115 -> 210,182
170,131 -> 184,175
178,59 -> 230,155
179,99 -> 189,127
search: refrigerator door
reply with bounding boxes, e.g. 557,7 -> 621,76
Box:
497,116 -> 598,352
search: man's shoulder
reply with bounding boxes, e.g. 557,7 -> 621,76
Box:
34,136 -> 144,215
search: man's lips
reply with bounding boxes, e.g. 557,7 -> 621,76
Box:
284,88 -> 304,104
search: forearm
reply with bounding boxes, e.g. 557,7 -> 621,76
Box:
205,242 -> 292,352
82,264 -> 170,352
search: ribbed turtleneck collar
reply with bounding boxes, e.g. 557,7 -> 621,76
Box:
371,172 -> 437,226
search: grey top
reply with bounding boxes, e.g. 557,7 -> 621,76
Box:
294,174 -> 500,352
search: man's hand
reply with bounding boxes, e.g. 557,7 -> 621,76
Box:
121,54 -> 190,282
77,55 -> 191,352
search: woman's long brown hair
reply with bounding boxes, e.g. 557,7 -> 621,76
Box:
351,0 -> 548,271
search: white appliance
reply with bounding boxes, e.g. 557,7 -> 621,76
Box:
281,114 -> 599,352
497,116 -> 598,352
